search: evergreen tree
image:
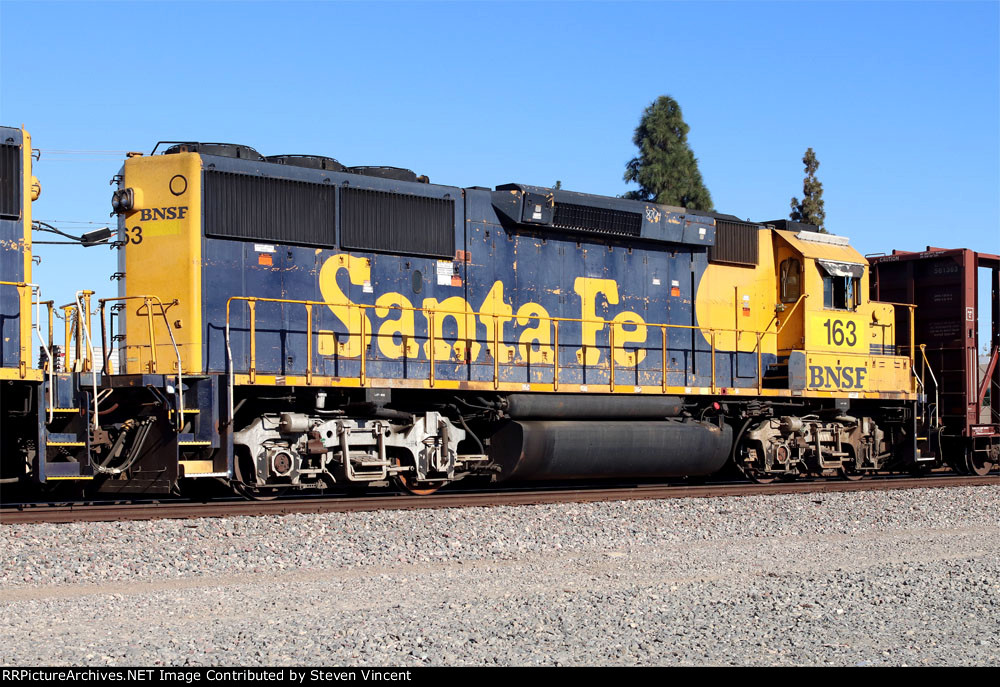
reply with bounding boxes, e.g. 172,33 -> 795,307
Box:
790,148 -> 826,231
623,96 -> 713,210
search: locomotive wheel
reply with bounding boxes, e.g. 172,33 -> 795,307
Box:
734,458 -> 780,484
233,482 -> 290,501
394,473 -> 444,495
838,453 -> 865,481
742,468 -> 777,485
233,451 -> 289,500
838,467 -> 864,481
393,456 -> 444,495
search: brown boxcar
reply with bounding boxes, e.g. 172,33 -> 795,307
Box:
870,247 -> 1000,474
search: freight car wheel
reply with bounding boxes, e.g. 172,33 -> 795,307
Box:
946,456 -> 968,475
965,448 -> 996,477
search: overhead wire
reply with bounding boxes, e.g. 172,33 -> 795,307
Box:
36,219 -> 109,225
34,148 -> 132,164
38,149 -> 129,155
33,220 -> 84,241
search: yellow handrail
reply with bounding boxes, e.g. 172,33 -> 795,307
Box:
774,294 -> 808,335
98,295 -> 185,428
224,295 -> 778,393
0,281 -> 55,417
0,281 -> 32,378
219,294 -> 924,427
222,294 -> 921,400
918,343 -> 939,414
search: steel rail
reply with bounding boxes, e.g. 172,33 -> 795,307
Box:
2,475 -> 995,525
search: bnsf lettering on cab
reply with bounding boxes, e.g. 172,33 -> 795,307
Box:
138,206 -> 189,221
808,365 -> 868,390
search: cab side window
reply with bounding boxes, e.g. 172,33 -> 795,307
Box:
823,275 -> 860,310
780,258 -> 801,303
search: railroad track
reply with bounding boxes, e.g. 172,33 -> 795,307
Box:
2,474 -> 997,524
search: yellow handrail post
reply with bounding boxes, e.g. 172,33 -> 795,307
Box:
143,297 -> 158,373
756,332 -> 763,394
920,343 -> 926,396
82,291 -> 93,372
609,323 -> 616,392
661,325 -> 668,393
98,300 -> 107,375
909,305 -> 916,385
428,310 -> 435,387
248,299 -> 257,384
45,301 -> 54,351
710,331 -> 717,394
62,304 -> 74,370
553,321 -> 559,391
919,343 -> 926,396
16,284 -> 26,378
305,304 -> 313,385
493,317 -> 500,391
74,309 -> 81,368
359,306 -> 367,386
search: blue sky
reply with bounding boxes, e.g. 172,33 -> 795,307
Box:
1,0 -> 998,344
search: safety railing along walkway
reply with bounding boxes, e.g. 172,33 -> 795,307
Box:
221,295 -> 918,416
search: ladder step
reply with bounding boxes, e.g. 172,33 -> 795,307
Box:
47,432 -> 82,444
44,461 -> 93,480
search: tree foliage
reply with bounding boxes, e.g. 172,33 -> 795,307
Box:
623,96 -> 713,210
790,148 -> 826,231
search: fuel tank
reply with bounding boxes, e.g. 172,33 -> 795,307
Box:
490,419 -> 732,481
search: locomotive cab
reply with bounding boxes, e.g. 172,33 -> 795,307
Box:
772,229 -> 907,394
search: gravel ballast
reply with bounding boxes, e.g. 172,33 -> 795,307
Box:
1,485 -> 998,666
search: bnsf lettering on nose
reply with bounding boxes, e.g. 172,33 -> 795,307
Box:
809,365 -> 868,389
139,206 -> 188,221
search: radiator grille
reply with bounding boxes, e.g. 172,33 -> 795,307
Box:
0,143 -> 21,220
552,202 -> 642,237
709,219 -> 759,266
204,171 -> 336,246
340,187 -> 454,258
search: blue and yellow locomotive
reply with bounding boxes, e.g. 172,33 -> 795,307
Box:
1,125 -> 50,489
4,135 -> 992,498
1,126 -> 110,490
